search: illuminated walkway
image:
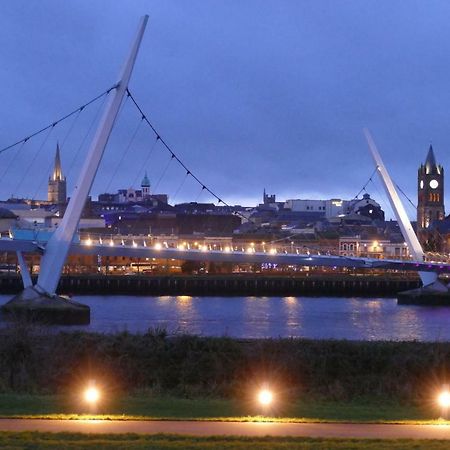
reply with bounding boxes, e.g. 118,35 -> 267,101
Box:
2,418 -> 450,439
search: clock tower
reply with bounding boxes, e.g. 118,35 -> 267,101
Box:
417,145 -> 445,232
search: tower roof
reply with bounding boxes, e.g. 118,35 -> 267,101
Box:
141,171 -> 150,187
425,144 -> 440,174
52,143 -> 64,181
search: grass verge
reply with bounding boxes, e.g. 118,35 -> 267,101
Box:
0,394 -> 443,424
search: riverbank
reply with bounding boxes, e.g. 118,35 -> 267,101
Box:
0,326 -> 447,402
0,273 -> 420,297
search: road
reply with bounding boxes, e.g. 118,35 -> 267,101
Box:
1,419 -> 450,439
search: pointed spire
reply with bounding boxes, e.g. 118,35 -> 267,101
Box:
425,144 -> 439,174
53,142 -> 63,181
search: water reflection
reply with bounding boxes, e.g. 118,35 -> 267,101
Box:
1,295 -> 450,341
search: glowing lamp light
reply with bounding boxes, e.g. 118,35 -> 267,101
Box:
224,246 -> 231,252
269,248 -> 277,255
438,390 -> 450,408
132,241 -> 138,248
154,242 -> 162,250
109,240 -> 114,247
85,238 -> 92,246
201,245 -> 208,252
84,386 -> 100,404
246,247 -> 253,253
258,389 -> 273,406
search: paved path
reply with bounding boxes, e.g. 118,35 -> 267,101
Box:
1,419 -> 450,439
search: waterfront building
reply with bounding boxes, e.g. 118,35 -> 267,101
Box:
47,143 -> 67,204
339,236 -> 409,259
284,194 -> 384,220
417,145 -> 445,231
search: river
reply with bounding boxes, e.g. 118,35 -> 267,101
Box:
1,295 -> 449,341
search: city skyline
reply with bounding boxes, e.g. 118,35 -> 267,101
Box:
0,1 -> 449,217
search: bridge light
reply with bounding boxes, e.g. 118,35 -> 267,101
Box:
201,245 -> 208,252
132,241 -> 137,248
109,240 -> 114,247
154,242 -> 162,250
143,241 -> 147,247
246,247 -> 253,253
85,238 -> 92,246
224,246 -> 231,252
269,248 -> 277,255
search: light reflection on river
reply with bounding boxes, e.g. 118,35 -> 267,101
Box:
1,295 -> 450,341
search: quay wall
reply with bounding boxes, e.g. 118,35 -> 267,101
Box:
0,274 -> 420,297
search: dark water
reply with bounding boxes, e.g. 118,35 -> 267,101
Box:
1,295 -> 450,341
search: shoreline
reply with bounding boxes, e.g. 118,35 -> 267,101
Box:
0,274 -> 420,297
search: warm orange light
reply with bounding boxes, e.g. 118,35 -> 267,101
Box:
438,391 -> 450,408
258,389 -> 273,406
84,386 -> 100,404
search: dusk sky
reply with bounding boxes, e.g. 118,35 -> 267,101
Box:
1,0 -> 450,219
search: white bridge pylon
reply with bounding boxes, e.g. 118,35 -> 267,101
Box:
34,15 -> 149,297
364,129 -> 437,287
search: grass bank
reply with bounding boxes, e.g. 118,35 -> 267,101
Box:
0,432 -> 449,450
1,323 -> 450,404
0,394 -> 441,423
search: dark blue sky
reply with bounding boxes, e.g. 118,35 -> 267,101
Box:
1,0 -> 449,218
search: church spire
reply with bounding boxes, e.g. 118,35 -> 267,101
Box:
52,142 -> 64,181
425,144 -> 439,174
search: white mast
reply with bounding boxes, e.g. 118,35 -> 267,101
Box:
36,15 -> 149,295
363,128 -> 437,286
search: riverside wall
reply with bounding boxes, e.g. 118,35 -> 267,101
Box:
0,274 -> 420,297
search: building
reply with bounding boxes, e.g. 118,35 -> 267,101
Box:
339,236 -> 409,259
47,143 -> 67,204
284,193 -> 383,220
97,173 -> 168,205
417,145 -> 445,231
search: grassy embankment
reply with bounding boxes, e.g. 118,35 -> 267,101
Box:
0,393 -> 438,423
1,323 -> 450,422
1,432 -> 450,450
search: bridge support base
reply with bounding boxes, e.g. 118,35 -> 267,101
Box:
397,280 -> 450,306
1,286 -> 90,325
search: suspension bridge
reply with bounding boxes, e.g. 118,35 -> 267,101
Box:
0,15 -> 449,324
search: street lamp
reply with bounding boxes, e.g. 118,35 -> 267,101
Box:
258,388 -> 273,407
438,385 -> 450,419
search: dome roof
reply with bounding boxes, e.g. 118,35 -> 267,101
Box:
141,172 -> 150,187
0,208 -> 17,219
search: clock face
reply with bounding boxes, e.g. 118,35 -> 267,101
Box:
420,180 -> 424,189
430,179 -> 439,189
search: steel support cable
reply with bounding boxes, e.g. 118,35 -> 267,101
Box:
126,89 -> 252,224
32,109 -> 83,200
170,172 -> 189,204
103,116 -> 143,194
153,153 -> 174,193
352,167 -> 378,200
395,184 -> 417,210
130,135 -> 159,188
0,141 -> 26,185
66,91 -> 113,181
13,125 -> 55,198
0,85 -> 117,156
